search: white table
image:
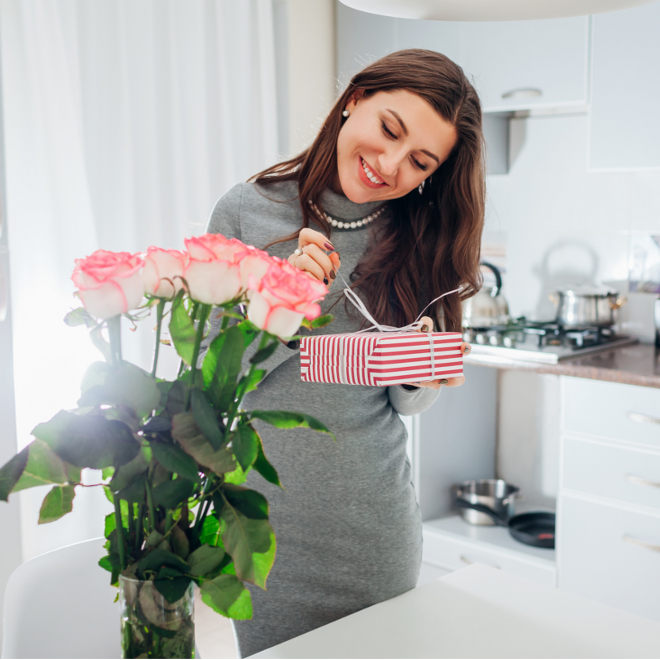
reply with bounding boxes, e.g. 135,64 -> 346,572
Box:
251,563 -> 660,658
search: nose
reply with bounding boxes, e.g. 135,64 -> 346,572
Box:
377,147 -> 405,179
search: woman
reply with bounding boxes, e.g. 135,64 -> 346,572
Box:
206,49 -> 484,657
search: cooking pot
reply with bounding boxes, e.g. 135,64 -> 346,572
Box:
550,286 -> 627,328
462,262 -> 510,328
454,479 -> 520,526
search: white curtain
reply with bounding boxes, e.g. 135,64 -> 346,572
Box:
0,0 -> 279,560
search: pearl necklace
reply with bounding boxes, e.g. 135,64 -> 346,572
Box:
310,202 -> 386,230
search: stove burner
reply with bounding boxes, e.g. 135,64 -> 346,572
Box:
466,319 -> 627,353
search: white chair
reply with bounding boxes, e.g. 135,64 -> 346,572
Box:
1,538 -> 121,659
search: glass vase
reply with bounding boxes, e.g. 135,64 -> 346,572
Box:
119,575 -> 195,659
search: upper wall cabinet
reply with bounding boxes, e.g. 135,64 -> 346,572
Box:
589,3 -> 660,170
336,3 -> 590,113
461,19 -> 589,112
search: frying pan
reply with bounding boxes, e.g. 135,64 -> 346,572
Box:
455,498 -> 555,549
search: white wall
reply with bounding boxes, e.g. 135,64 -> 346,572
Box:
285,0 -> 337,155
489,111 -> 660,503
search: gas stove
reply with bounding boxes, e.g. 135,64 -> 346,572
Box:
464,319 -> 638,364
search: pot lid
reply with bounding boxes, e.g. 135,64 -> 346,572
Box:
558,284 -> 618,297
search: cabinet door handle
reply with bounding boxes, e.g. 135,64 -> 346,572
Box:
625,473 -> 660,489
622,534 -> 660,553
460,555 -> 501,569
627,411 -> 660,426
501,88 -> 542,100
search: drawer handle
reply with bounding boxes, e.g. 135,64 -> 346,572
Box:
460,555 -> 501,570
627,411 -> 660,426
501,88 -> 542,100
625,473 -> 660,490
622,534 -> 660,553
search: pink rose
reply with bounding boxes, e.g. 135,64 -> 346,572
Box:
183,235 -> 242,305
247,262 -> 328,337
185,234 -> 245,263
143,247 -> 188,298
72,250 -> 145,319
237,244 -> 276,294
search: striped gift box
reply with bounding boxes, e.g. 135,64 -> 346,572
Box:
300,332 -> 463,387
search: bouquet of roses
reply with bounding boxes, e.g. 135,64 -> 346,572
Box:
0,233 -> 333,659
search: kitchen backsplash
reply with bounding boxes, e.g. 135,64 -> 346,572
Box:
485,112 -> 660,343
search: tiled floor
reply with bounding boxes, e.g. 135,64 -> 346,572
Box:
195,588 -> 239,659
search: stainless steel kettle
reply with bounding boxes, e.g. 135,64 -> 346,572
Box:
462,261 -> 510,328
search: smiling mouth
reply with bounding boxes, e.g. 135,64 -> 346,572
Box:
360,157 -> 387,186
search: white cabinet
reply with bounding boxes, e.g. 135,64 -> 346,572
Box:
336,3 -> 589,112
559,494 -> 660,621
461,18 -> 589,112
589,2 -> 660,170
558,376 -> 660,621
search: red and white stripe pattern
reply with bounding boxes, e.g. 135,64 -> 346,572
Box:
300,332 -> 463,386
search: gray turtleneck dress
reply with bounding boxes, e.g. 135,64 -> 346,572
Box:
206,180 -> 441,658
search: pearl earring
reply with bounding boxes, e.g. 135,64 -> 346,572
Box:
342,109 -> 350,117
418,179 -> 426,194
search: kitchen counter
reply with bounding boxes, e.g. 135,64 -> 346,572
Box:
250,563 -> 660,658
466,342 -> 660,388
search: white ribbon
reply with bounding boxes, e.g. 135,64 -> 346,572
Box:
335,269 -> 462,334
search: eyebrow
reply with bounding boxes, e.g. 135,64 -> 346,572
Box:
386,109 -> 441,166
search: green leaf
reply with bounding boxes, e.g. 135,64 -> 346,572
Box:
224,462 -> 251,486
152,478 -> 195,510
199,515 -> 223,547
151,442 -> 201,483
64,307 -> 96,328
232,424 -> 259,472
171,525 -> 190,560
11,440 -> 68,492
202,325 -> 244,410
98,553 -> 121,586
237,368 -> 266,399
200,575 -> 252,619
172,412 -> 236,474
78,362 -> 160,420
170,291 -> 196,365
116,474 -> 147,504
166,380 -> 189,417
251,410 -> 335,440
34,411 -> 141,469
137,548 -> 190,578
154,568 -> 192,604
223,484 -> 268,520
191,389 -> 224,450
221,498 -> 275,588
142,416 -> 172,434
253,438 -> 282,488
187,544 -> 226,577
145,530 -> 164,549
38,485 -> 76,524
0,448 -> 29,501
237,319 -> 260,348
310,313 -> 334,329
102,467 -> 115,481
89,326 -> 112,362
109,447 -> 149,493
249,340 -> 279,365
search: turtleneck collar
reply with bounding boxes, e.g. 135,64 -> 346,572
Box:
318,186 -> 385,221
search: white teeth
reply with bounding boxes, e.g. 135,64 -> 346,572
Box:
361,157 -> 384,184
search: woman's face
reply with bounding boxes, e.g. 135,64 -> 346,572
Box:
332,89 -> 458,204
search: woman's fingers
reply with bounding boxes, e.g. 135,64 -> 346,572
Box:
460,341 -> 471,355
299,227 -> 335,253
303,243 -> 337,281
415,315 -> 434,332
292,252 -> 326,282
407,375 -> 466,389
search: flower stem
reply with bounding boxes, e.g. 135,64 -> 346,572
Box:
145,472 -> 156,534
185,303 -> 211,409
113,495 -> 127,571
107,315 -> 123,366
150,299 -> 166,378
136,503 -> 145,551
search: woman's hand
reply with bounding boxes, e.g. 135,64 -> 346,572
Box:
401,315 -> 471,390
288,228 -> 341,286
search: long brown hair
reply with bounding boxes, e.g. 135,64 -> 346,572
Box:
251,49 -> 485,333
